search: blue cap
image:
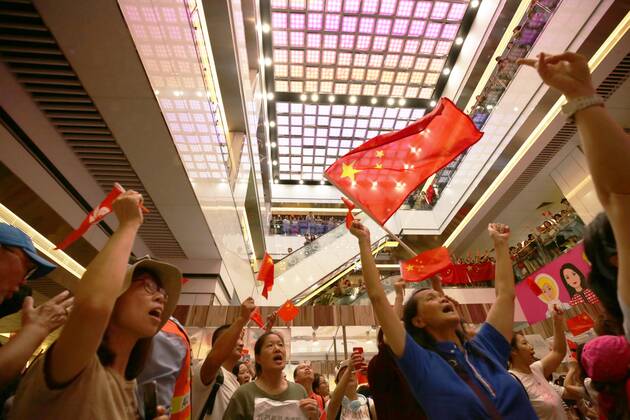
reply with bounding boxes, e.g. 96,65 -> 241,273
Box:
0,223 -> 57,279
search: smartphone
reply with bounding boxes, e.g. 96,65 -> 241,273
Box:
352,347 -> 368,384
143,381 -> 158,420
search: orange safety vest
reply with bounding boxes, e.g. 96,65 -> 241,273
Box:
161,319 -> 192,420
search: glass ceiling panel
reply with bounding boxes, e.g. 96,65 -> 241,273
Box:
269,0 -> 469,99
275,102 -> 425,181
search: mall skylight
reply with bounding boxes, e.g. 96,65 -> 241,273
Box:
262,0 -> 475,185
269,0 -> 467,99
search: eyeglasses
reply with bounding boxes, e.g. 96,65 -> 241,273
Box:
137,275 -> 168,302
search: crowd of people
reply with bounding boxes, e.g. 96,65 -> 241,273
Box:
0,52 -> 628,419
270,214 -> 344,237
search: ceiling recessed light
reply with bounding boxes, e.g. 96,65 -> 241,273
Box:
271,142 -> 277,148
266,92 -> 274,100
154,89 -> 160,95
311,93 -> 319,101
272,160 -> 278,166
443,68 -> 451,75
299,179 -> 304,184
370,97 -> 378,105
470,0 -> 480,8
349,95 -> 357,104
398,98 -> 406,106
269,121 -> 276,128
455,37 -> 464,45
300,93 -> 308,101
274,178 -> 278,184
387,98 -> 395,106
430,100 -> 437,107
513,106 -> 519,112
328,95 -> 335,103
264,57 -> 272,66
262,23 -> 270,33
320,180 -> 325,185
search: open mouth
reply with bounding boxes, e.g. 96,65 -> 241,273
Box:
272,354 -> 284,363
442,304 -> 455,314
148,308 -> 163,321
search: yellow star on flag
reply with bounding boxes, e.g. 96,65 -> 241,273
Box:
374,163 -> 383,169
406,264 -> 415,272
341,162 -> 362,181
375,150 -> 384,158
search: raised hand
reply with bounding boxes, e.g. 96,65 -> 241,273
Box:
22,290 -> 74,338
112,189 -> 144,227
517,52 -> 596,100
239,297 -> 256,321
394,279 -> 406,296
348,220 -> 370,242
264,310 -> 278,332
487,223 -> 510,244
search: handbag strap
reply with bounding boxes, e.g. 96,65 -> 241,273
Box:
444,357 -> 503,420
199,370 -> 224,420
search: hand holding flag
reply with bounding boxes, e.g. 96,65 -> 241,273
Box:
341,197 -> 355,229
249,307 -> 265,329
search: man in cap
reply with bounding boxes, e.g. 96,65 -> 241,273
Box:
0,223 -> 73,388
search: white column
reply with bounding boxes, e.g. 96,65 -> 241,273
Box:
550,147 -> 603,224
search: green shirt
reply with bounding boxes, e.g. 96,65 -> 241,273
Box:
222,381 -> 308,420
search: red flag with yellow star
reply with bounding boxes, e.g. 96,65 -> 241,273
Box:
324,98 -> 482,225
341,196 -> 355,228
257,252 -> 275,299
400,246 -> 453,282
277,300 -> 299,323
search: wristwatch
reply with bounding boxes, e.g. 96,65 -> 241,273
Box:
561,95 -> 604,120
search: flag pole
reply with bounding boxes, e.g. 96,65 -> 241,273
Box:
325,174 -> 417,258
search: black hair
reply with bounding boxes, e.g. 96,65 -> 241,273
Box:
583,212 -> 621,321
559,263 -> 587,297
508,332 -> 524,364
254,331 -> 284,376
211,324 -> 231,346
313,373 -> 327,393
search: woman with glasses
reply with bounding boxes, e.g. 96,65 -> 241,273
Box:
8,190 -> 182,420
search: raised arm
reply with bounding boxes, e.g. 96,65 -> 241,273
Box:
199,297 -> 255,385
49,190 -> 143,385
349,221 -> 406,357
520,52 -> 630,338
0,291 -> 73,387
540,308 -> 567,378
326,353 -> 362,420
485,223 -> 516,341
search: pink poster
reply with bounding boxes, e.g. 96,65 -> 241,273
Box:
516,243 -> 595,325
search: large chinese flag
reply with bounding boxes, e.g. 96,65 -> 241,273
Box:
257,252 -> 275,299
325,98 -> 482,225
400,247 -> 453,282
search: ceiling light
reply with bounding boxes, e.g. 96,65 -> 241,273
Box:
154,89 -> 160,95
443,68 -> 451,75
455,37 -> 464,46
349,96 -> 357,104
430,100 -> 437,107
328,95 -> 335,103
272,160 -> 278,166
398,98 -> 406,106
300,93 -> 308,101
386,98 -> 395,106
370,97 -> 378,105
269,121 -> 276,128
299,179 -> 304,185
470,0 -> 480,8
320,180 -> 326,185
486,104 -> 494,110
262,23 -> 270,33
271,142 -> 277,148
274,178 -> 279,184
195,91 -> 203,97
311,93 -> 319,101
266,92 -> 274,100
514,106 -> 519,112
264,57 -> 272,66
